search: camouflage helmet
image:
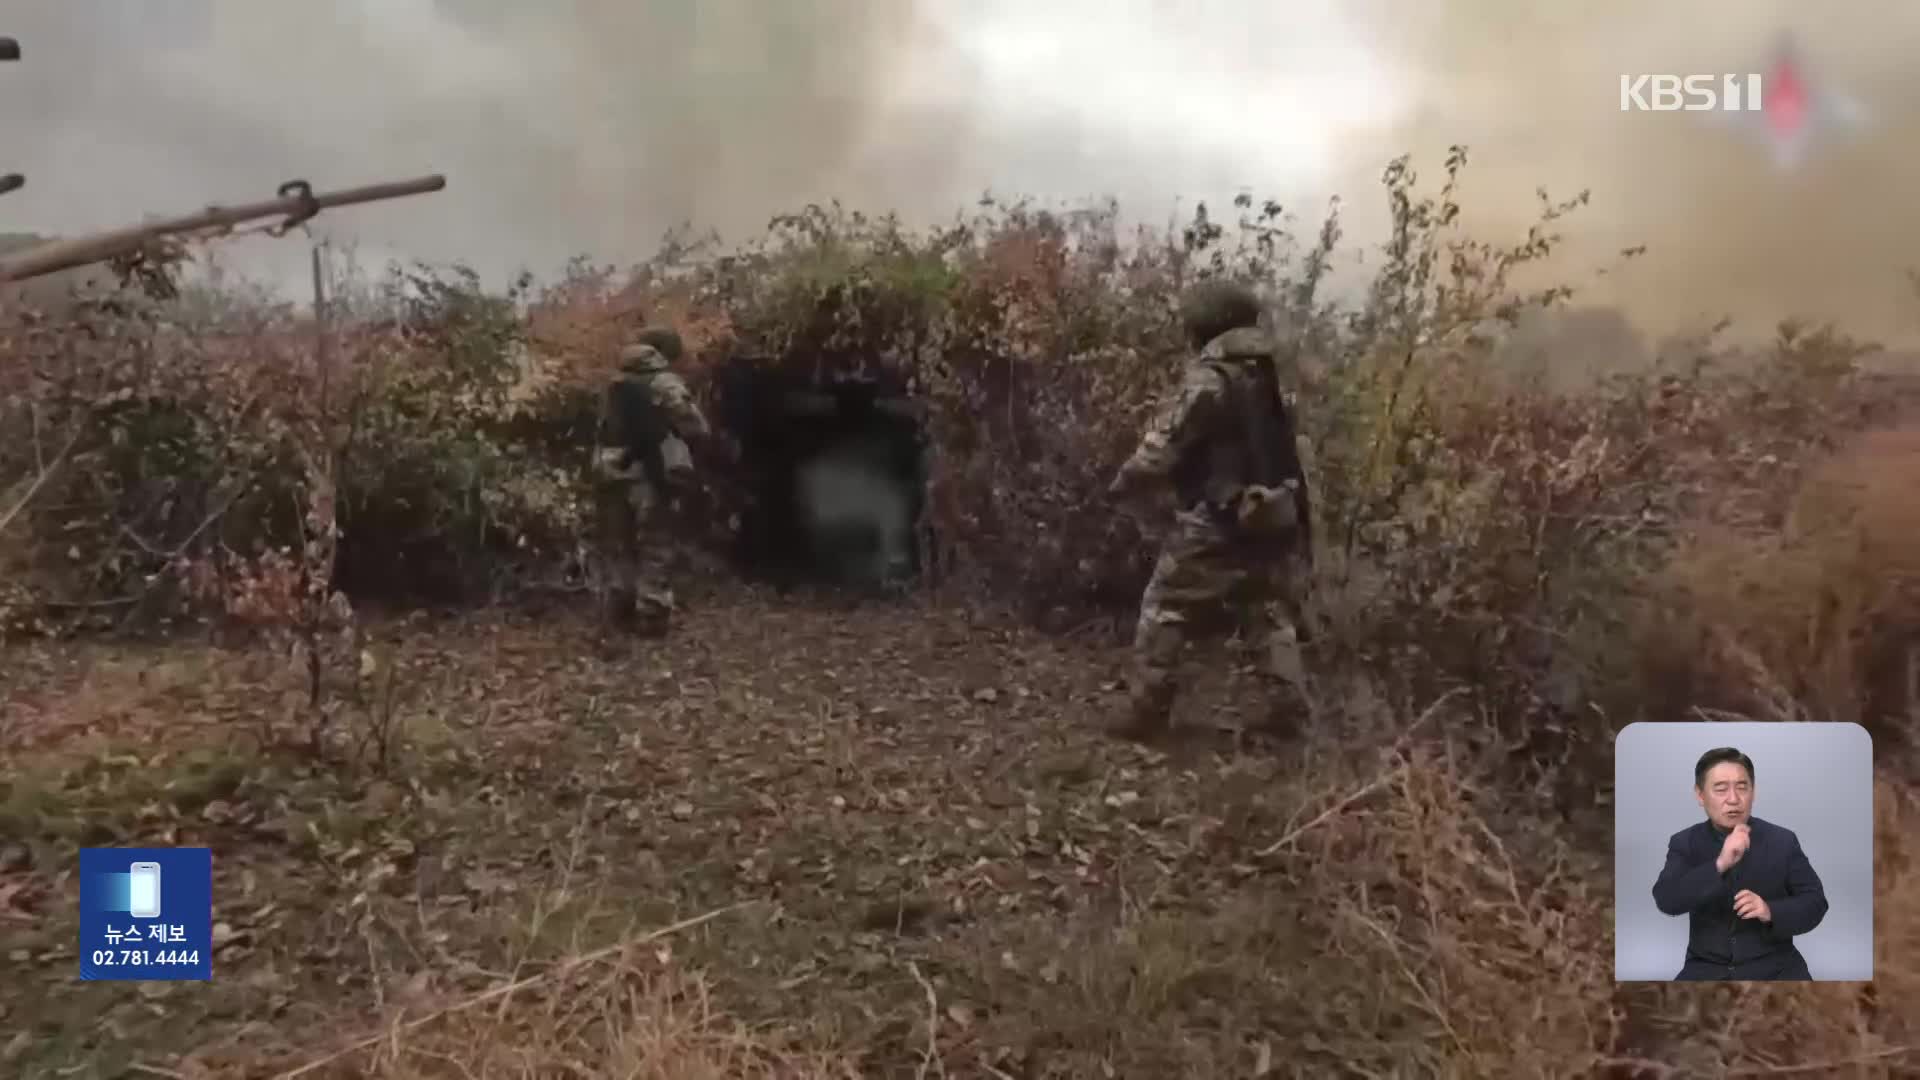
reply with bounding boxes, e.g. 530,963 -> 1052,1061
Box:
1179,280 -> 1263,348
630,326 -> 684,363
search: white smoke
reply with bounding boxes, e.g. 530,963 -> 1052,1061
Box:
794,437 -> 914,588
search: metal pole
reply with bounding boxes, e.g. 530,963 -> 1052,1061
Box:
0,174 -> 447,281
1,36 -> 21,197
312,242 -> 330,420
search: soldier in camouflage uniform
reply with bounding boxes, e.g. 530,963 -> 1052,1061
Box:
1106,281 -> 1315,741
593,328 -> 712,635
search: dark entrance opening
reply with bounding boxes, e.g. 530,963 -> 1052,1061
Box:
715,357 -> 927,592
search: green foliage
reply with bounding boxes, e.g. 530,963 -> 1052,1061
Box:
0,262 -> 572,628
719,202 -> 965,376
330,267 -> 593,602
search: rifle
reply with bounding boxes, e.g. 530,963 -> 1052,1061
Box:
0,175 -> 448,283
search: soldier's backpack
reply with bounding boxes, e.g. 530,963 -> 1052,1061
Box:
1205,355 -> 1313,558
609,373 -> 675,495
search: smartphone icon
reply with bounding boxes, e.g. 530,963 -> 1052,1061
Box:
128,862 -> 162,919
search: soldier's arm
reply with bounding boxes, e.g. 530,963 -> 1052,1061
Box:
651,372 -> 712,441
1277,393 -> 1315,543
594,383 -> 628,464
1108,363 -> 1225,495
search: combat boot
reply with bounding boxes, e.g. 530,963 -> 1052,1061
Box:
1109,683 -> 1176,743
1252,621 -> 1312,738
603,586 -> 638,631
633,588 -> 675,639
1247,669 -> 1313,739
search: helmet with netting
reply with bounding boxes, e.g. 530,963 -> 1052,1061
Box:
1179,280 -> 1263,348
634,327 -> 684,363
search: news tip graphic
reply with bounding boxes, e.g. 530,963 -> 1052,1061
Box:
78,847 -> 213,981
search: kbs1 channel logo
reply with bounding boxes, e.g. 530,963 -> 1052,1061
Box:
78,847 -> 214,981
1620,73 -> 1766,113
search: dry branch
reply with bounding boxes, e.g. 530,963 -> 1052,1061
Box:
1257,687 -> 1465,857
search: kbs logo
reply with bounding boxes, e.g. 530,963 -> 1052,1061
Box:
1619,74 -> 1764,112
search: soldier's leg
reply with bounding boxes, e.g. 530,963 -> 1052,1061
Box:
1117,512 -> 1238,739
593,456 -> 642,630
1119,549 -> 1188,739
632,546 -> 675,636
1253,549 -> 1314,728
631,483 -> 676,636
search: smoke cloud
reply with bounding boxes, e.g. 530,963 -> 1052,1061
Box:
1340,1 -> 1920,347
0,0 -> 967,287
0,2 -> 1400,291
3,2 -> 1916,348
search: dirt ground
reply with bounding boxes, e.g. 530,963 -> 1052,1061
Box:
6,583 -> 1471,1078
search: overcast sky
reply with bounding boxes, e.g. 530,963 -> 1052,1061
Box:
3,1 -> 1917,345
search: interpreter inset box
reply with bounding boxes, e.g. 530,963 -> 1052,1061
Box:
1614,722 -> 1872,982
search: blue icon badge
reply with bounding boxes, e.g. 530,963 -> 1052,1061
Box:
78,847 -> 212,981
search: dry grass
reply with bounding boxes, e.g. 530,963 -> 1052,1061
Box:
1653,422 -> 1920,733
352,989 -> 843,1079
3,596 -> 1917,1077
265,907 -> 862,1080
352,970 -> 857,1080
1313,741 -> 1615,1077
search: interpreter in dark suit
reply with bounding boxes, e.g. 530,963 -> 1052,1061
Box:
1652,746 -> 1830,980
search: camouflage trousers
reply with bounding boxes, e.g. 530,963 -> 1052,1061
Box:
592,449 -> 676,634
1125,506 -> 1311,736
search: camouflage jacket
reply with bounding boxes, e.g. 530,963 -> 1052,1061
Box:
595,344 -> 711,482
1111,326 -> 1311,534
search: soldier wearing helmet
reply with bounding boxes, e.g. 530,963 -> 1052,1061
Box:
593,327 -> 711,635
1105,280 -> 1316,741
